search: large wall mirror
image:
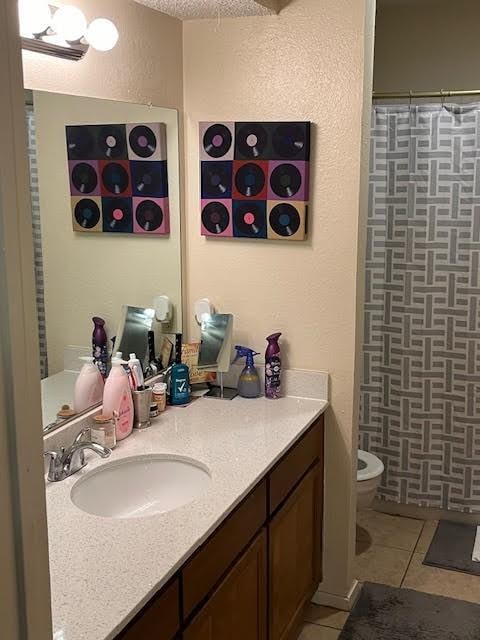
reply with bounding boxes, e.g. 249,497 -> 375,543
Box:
25,90 -> 182,432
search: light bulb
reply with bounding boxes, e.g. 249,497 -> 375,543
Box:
85,18 -> 118,52
18,0 -> 51,36
51,5 -> 87,42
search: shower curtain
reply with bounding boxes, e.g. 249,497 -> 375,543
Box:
25,106 -> 48,379
359,102 -> 480,513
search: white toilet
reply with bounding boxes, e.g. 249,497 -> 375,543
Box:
357,449 -> 384,510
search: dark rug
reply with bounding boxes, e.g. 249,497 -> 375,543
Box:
339,582 -> 480,639
424,520 -> 480,576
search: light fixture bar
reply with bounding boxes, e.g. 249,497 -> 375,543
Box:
21,36 -> 88,60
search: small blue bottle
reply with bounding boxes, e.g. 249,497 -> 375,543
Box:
169,333 -> 190,405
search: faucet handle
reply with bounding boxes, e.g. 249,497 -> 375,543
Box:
44,450 -> 61,482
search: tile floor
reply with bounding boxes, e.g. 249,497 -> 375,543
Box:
297,510 -> 480,638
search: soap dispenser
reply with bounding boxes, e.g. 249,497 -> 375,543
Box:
103,357 -> 134,441
234,346 -> 261,398
73,356 -> 104,413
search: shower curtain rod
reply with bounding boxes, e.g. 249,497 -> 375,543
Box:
373,89 -> 480,100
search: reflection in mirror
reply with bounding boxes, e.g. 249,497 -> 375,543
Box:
114,305 -> 155,370
197,314 -> 236,400
24,90 -> 182,432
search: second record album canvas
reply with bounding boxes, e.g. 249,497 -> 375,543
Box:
199,121 -> 311,241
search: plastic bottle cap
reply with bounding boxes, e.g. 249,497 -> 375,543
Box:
115,351 -> 123,359
153,382 -> 167,393
111,357 -> 128,365
129,353 -> 137,360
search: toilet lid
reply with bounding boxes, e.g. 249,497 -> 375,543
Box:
357,450 -> 384,481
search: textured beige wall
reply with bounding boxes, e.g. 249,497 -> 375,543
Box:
22,0 -> 183,109
34,92 -> 182,374
374,0 -> 480,92
183,0 -> 373,601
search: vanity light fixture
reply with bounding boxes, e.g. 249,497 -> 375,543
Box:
18,1 -> 119,61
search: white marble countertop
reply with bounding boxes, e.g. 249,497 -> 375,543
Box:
46,393 -> 328,640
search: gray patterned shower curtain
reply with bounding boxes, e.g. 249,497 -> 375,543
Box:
26,106 -> 48,379
359,103 -> 480,513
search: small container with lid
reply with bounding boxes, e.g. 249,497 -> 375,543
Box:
152,382 -> 167,412
91,413 -> 117,449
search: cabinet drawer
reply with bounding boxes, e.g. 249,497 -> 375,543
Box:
183,530 -> 267,640
183,480 -> 267,618
269,463 -> 322,640
269,416 -> 324,514
119,578 -> 179,640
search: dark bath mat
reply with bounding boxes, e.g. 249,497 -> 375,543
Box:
339,582 -> 480,639
423,520 -> 480,576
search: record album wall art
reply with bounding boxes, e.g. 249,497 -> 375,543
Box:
200,121 -> 310,241
66,122 -> 170,236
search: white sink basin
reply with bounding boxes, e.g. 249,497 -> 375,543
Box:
70,454 -> 211,519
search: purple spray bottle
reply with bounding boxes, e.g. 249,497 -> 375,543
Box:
265,332 -> 282,399
92,317 -> 108,378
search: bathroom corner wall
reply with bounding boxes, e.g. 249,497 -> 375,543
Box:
374,0 -> 480,92
183,0 -> 375,604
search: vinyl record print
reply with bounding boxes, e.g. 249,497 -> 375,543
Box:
268,201 -> 306,240
72,197 -> 102,231
232,201 -> 267,239
128,125 -> 157,158
201,200 -> 233,236
69,161 -> 99,196
127,123 -> 167,161
202,123 -> 233,159
131,161 -> 168,198
235,123 -> 268,160
66,126 -> 96,160
101,197 -> 133,233
135,199 -> 163,230
269,163 -> 302,198
234,162 -> 267,198
101,161 -> 130,195
133,197 -> 169,234
271,122 -> 310,160
96,124 -> 128,159
201,161 -> 232,199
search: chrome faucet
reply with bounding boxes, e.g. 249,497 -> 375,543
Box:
44,428 -> 111,482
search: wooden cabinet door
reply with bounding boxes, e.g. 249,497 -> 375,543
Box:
183,530 -> 267,640
269,463 -> 322,640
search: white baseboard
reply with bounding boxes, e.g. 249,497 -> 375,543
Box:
311,579 -> 362,611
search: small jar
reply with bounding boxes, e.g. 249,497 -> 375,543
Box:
152,382 -> 167,412
91,413 -> 117,449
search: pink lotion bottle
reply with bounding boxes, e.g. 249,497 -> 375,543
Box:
102,358 -> 134,441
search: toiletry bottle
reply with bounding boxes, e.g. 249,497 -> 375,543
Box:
169,334 -> 190,405
265,332 -> 282,399
73,356 -> 105,413
92,316 -> 108,377
234,346 -> 261,398
102,357 -> 134,441
128,353 -> 145,390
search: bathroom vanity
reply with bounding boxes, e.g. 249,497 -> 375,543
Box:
120,415 -> 323,640
45,393 -> 327,640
